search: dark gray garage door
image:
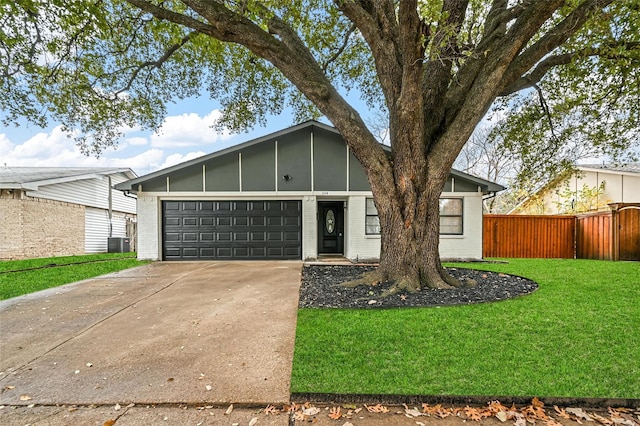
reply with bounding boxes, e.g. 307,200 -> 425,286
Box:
162,200 -> 302,260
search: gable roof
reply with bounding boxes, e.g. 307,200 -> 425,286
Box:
507,162 -> 640,214
116,120 -> 504,193
577,163 -> 640,175
0,167 -> 137,191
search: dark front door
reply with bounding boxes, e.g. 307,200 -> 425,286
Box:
318,201 -> 344,254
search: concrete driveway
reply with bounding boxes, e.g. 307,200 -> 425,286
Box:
0,261 -> 302,409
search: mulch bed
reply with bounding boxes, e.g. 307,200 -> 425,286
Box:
299,264 -> 538,309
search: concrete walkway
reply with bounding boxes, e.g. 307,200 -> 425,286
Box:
0,261 -> 302,425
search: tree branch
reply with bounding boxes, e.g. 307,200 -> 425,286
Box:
114,32 -> 196,96
500,41 -> 640,95
321,23 -> 356,72
336,0 -> 402,107
500,0 -> 615,93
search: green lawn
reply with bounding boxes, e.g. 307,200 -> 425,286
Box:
0,253 -> 148,300
291,259 -> 640,399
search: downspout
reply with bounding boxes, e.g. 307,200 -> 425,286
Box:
108,176 -> 113,238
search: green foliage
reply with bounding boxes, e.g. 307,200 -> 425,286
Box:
1,0 -> 380,154
291,259 -> 640,398
487,1 -> 640,192
554,180 -> 609,214
3,0 -> 638,161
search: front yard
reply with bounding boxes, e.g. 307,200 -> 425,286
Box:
0,253 -> 148,300
291,259 -> 640,399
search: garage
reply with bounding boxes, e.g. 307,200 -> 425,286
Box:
162,200 -> 302,260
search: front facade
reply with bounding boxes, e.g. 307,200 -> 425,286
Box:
0,167 -> 137,259
117,121 -> 503,262
510,163 -> 640,215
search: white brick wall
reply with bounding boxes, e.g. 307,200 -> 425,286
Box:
134,192 -> 484,261
345,193 -> 484,261
439,193 -> 483,259
136,195 -> 159,260
345,196 -> 381,261
302,197 -> 318,260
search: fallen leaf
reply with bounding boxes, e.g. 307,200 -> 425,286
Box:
103,420 -> 116,426
329,406 -> 342,420
303,406 -> 321,416
591,413 -> 614,425
547,420 -> 564,426
463,406 -> 486,421
515,414 -> 527,426
365,404 -> 389,413
496,411 -> 508,422
248,418 -> 258,426
404,406 -> 424,418
567,408 -> 594,422
225,404 -> 233,415
264,404 -> 279,415
5,385 -> 15,390
555,406 -> 572,419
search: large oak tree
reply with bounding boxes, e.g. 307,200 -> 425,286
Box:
2,1 -> 639,290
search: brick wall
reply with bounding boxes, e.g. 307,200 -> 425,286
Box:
0,191 -> 85,260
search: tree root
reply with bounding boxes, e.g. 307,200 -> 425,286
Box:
333,267 -> 475,294
334,270 -> 384,288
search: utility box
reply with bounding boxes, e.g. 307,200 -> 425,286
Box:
108,237 -> 130,253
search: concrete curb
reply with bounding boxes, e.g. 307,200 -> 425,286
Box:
291,393 -> 640,409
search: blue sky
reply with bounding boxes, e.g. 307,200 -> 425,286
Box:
0,97 -> 320,177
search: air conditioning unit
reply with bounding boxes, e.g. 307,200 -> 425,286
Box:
108,237 -> 130,253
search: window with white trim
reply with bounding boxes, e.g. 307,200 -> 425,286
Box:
364,197 -> 463,235
439,198 -> 463,235
365,198 -> 381,235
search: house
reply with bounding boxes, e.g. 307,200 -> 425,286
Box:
0,167 -> 137,259
115,121 -> 504,262
510,163 -> 640,215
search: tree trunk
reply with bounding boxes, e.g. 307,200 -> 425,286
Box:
372,168 -> 462,292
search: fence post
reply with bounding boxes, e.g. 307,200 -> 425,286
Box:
609,203 -> 620,261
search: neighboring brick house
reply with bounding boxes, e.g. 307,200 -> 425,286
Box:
510,163 -> 640,215
116,121 -> 504,262
0,167 -> 137,260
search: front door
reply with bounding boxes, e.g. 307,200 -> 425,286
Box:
318,201 -> 344,254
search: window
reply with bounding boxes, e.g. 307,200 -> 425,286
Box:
365,198 -> 381,235
439,198 -> 463,234
364,197 -> 463,235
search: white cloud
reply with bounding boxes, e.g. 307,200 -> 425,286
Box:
0,126 -> 165,176
150,109 -> 232,148
157,151 -> 207,171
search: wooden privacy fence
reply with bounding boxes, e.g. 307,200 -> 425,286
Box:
483,215 -> 576,258
483,203 -> 640,260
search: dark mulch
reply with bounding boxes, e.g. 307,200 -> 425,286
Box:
299,264 -> 539,309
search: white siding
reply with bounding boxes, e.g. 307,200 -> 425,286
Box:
136,195 -> 160,260
110,174 -> 137,213
85,208 -> 109,253
26,172 -> 136,214
85,208 -> 129,253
